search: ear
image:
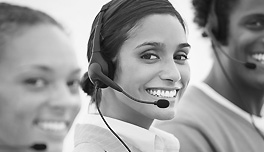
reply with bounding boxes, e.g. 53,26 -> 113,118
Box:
204,0 -> 219,40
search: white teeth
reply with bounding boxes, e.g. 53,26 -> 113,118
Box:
147,89 -> 177,98
157,90 -> 161,96
252,53 -> 264,63
37,121 -> 68,132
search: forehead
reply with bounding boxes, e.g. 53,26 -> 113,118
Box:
127,14 -> 186,44
0,24 -> 78,72
232,0 -> 264,15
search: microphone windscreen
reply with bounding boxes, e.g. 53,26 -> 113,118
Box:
245,62 -> 256,69
30,144 -> 47,151
156,99 -> 170,108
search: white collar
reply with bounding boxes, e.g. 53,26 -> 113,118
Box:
82,114 -> 156,152
194,82 -> 264,134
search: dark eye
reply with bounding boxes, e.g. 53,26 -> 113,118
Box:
141,53 -> 159,60
67,79 -> 80,93
245,18 -> 264,31
174,54 -> 188,61
24,78 -> 46,88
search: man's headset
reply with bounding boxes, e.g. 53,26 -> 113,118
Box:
204,0 -> 222,42
205,0 -> 264,140
204,0 -> 256,69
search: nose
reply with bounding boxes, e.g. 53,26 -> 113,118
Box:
49,83 -> 81,115
159,59 -> 181,83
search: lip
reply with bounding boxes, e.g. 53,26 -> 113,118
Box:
33,119 -> 71,140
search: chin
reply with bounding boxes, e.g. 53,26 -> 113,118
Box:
155,109 -> 176,120
46,141 -> 63,152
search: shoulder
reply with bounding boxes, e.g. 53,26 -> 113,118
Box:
150,127 -> 178,141
74,124 -> 131,152
150,127 -> 180,150
153,85 -> 238,152
74,124 -> 113,143
154,85 -> 217,127
170,84 -> 225,124
154,84 -> 230,134
74,124 -> 110,152
74,142 -> 105,152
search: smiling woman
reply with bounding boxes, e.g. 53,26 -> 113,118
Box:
0,3 -> 81,152
74,0 -> 191,152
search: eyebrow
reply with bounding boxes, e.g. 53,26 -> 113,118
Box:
136,41 -> 165,49
136,41 -> 191,49
241,13 -> 264,23
178,43 -> 191,49
26,65 -> 52,72
71,68 -> 82,75
21,65 -> 81,75
246,13 -> 264,18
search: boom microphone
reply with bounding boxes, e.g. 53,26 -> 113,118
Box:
0,143 -> 47,151
89,63 -> 170,108
217,47 -> 257,69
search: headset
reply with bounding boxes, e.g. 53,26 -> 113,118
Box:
87,0 -> 170,108
87,1 -> 132,152
205,0 -> 256,69
88,2 -> 113,89
204,0 -> 219,40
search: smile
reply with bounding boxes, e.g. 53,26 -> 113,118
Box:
252,53 -> 264,63
146,88 -> 178,98
35,120 -> 69,132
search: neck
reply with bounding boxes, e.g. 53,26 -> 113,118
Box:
100,88 -> 153,129
0,140 -> 24,152
0,146 -> 28,152
205,64 -> 264,116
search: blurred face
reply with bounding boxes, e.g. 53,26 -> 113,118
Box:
112,14 -> 190,124
222,0 -> 264,89
0,24 -> 81,152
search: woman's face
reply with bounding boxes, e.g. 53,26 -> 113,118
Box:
0,24 -> 81,151
113,14 -> 190,124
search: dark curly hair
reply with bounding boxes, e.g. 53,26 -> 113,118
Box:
81,0 -> 187,105
192,0 -> 239,45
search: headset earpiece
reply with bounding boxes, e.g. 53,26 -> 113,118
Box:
204,0 -> 219,40
88,4 -> 112,88
87,1 -> 129,89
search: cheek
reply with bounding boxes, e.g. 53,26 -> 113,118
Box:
239,33 -> 259,49
115,64 -> 154,98
0,86 -> 46,123
0,94 -> 37,121
114,59 -> 147,83
0,97 -> 17,123
0,94 -> 33,142
229,29 -> 258,55
180,64 -> 190,86
178,64 -> 190,97
0,88 -> 24,120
